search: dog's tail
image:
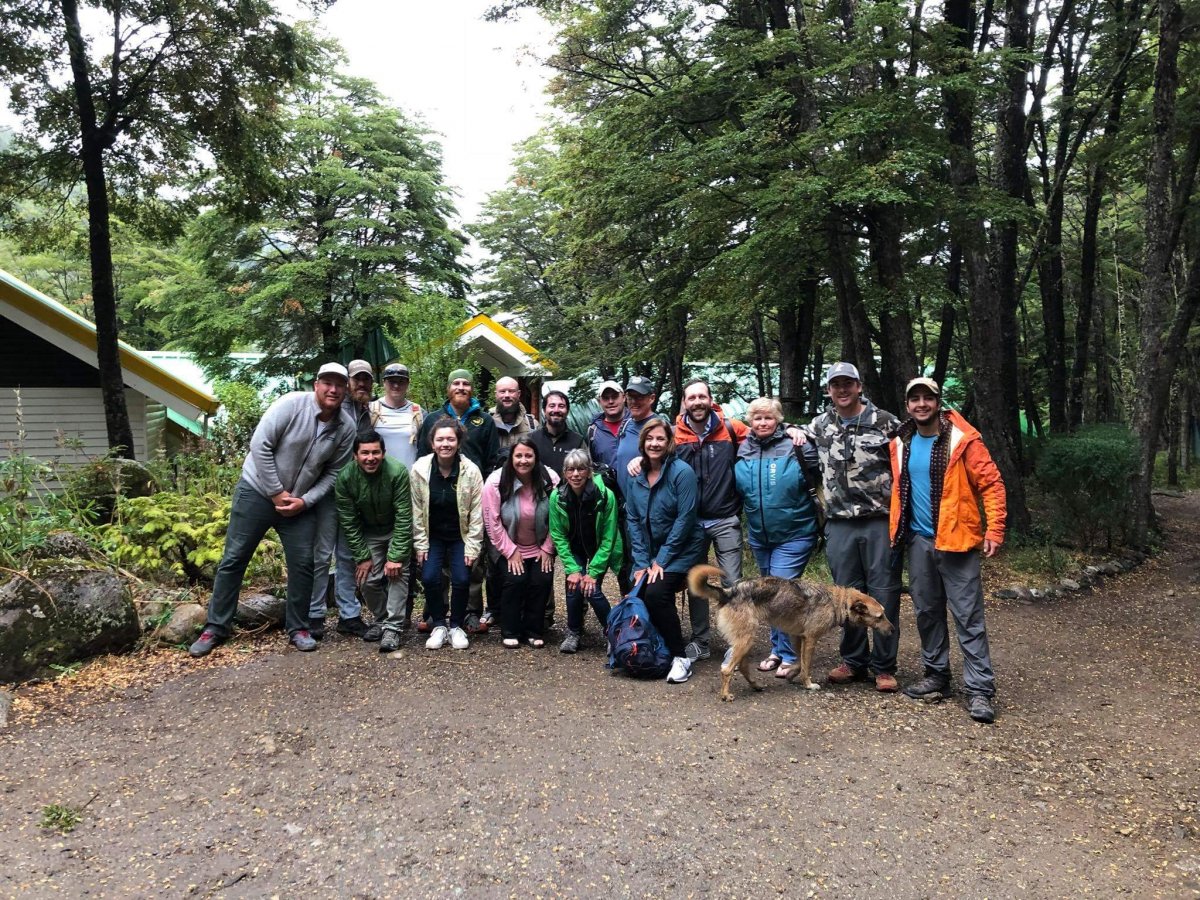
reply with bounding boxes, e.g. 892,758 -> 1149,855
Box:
688,564 -> 731,607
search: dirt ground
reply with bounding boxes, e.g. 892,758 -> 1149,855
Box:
2,496 -> 1198,899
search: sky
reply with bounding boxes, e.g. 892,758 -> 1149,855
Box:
317,1 -> 557,231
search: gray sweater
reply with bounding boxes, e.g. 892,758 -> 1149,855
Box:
241,392 -> 355,508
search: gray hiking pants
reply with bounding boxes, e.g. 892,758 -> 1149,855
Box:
826,517 -> 901,675
686,515 -> 743,649
906,534 -> 996,696
358,529 -> 411,635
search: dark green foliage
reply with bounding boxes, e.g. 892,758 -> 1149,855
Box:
1034,425 -> 1138,550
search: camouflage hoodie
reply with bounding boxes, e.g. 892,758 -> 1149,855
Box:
804,399 -> 900,520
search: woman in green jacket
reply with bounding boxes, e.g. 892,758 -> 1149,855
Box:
549,449 -> 623,653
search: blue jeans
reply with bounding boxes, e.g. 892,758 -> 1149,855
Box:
565,565 -> 611,635
421,537 -> 469,628
310,494 -> 361,621
749,536 -> 816,665
206,479 -> 316,638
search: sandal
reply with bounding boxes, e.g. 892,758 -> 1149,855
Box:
502,638 -> 520,649
776,662 -> 797,679
757,655 -> 782,672
527,638 -> 545,649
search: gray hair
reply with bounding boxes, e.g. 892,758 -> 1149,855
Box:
562,448 -> 594,472
747,396 -> 784,423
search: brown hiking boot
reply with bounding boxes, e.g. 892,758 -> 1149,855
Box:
875,673 -> 899,693
827,663 -> 869,684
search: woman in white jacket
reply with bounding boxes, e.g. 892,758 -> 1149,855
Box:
410,417 -> 484,650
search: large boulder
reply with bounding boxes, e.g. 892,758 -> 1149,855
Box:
0,562 -> 139,682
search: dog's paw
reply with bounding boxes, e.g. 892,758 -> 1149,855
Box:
751,682 -> 764,692
720,693 -> 735,702
805,681 -> 821,690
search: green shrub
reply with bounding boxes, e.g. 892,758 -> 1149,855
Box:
102,491 -> 282,584
0,450 -> 100,567
1033,425 -> 1137,550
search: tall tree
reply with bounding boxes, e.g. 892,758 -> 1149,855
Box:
0,0 -> 311,456
161,66 -> 468,380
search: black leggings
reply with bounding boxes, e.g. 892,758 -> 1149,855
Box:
640,572 -> 687,658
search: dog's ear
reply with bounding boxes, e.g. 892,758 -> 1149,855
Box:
850,600 -> 869,616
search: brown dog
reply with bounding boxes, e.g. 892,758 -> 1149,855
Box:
688,564 -> 893,702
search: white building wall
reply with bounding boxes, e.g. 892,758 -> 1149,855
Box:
0,387 -> 148,467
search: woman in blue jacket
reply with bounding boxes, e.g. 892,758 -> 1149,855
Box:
622,418 -> 704,684
734,397 -> 822,678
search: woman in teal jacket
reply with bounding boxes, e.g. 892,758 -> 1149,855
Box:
549,448 -> 623,653
734,397 -> 822,677
621,419 -> 704,683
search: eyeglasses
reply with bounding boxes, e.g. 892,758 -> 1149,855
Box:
564,466 -> 591,473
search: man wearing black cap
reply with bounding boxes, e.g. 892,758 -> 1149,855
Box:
369,362 -> 424,629
190,363 -> 356,656
614,375 -> 666,477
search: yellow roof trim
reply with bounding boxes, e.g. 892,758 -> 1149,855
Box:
0,268 -> 220,416
456,313 -> 556,371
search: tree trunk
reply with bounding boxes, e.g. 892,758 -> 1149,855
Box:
1123,0 -> 1200,547
939,0 -> 1031,532
777,273 -> 817,422
826,216 -> 885,405
867,208 -> 918,414
61,0 -> 135,459
994,0 -> 1033,459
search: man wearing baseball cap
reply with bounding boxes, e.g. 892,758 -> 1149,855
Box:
804,361 -> 903,691
191,362 -> 356,657
310,359 -> 376,641
614,375 -> 667,477
586,380 -> 630,471
889,376 -> 1006,723
367,362 -> 424,632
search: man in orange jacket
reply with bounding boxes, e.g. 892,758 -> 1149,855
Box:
889,377 -> 1006,723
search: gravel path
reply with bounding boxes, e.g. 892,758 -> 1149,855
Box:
2,495 -> 1198,898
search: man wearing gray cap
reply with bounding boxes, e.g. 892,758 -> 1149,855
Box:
310,359 -> 375,640
614,375 -> 666,477
190,362 -> 356,656
804,361 -> 902,691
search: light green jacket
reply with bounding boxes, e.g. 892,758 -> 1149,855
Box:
410,453 -> 485,560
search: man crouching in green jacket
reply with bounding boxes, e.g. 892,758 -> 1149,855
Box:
335,429 -> 413,653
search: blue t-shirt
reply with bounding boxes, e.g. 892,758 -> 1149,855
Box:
908,433 -> 936,538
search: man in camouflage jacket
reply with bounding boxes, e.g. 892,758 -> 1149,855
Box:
804,362 -> 903,692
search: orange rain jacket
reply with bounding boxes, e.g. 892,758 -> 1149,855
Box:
888,409 -> 1007,552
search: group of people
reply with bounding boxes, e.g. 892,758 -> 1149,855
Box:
188,357 -> 1006,723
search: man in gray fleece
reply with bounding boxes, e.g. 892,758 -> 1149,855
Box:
190,363 -> 356,656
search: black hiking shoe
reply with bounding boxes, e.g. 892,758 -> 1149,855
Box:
902,673 -> 951,701
966,694 -> 996,724
336,616 -> 368,637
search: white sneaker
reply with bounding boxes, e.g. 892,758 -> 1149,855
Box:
666,656 -> 693,683
449,626 -> 469,650
425,625 -> 448,649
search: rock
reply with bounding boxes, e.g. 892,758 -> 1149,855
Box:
27,530 -> 94,561
0,689 -> 12,728
0,562 -> 139,682
1083,565 -> 1101,577
1099,562 -> 1121,576
65,457 -> 159,523
1060,579 -> 1082,592
235,593 -> 285,627
136,588 -> 193,632
154,603 -> 207,645
995,588 -> 1021,600
1028,588 -> 1043,600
